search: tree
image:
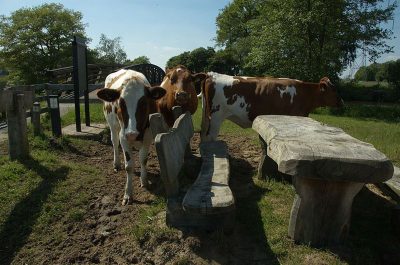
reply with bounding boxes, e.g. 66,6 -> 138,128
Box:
166,47 -> 215,72
127,56 -> 150,65
93,34 -> 128,65
216,0 -> 396,81
387,59 -> 400,87
0,3 -> 87,84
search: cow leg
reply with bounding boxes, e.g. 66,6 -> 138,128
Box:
104,106 -> 121,171
119,135 -> 134,205
139,131 -> 152,188
139,145 -> 149,188
110,126 -> 121,171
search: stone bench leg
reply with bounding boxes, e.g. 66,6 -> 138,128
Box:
288,177 -> 364,246
257,135 -> 291,182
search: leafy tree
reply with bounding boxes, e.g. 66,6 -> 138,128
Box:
93,34 -> 128,65
166,47 -> 215,72
127,55 -> 150,65
208,49 -> 240,75
387,59 -> 400,87
216,0 -> 396,81
0,3 -> 87,84
166,51 -> 191,69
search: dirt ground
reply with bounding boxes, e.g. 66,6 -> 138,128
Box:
10,132 -> 272,265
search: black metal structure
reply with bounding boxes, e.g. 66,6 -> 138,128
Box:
123,64 -> 165,86
72,36 -> 89,132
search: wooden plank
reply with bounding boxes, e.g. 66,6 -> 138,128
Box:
182,141 -> 234,215
252,115 -> 393,183
154,111 -> 194,197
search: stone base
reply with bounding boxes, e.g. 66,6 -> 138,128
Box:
63,123 -> 107,138
289,177 -> 364,246
166,197 -> 235,232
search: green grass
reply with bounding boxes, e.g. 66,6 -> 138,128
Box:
0,134 -> 103,264
61,103 -> 105,127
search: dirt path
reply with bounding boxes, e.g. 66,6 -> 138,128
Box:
9,132 -> 277,265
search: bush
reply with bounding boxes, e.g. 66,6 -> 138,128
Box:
314,104 -> 400,123
337,81 -> 400,103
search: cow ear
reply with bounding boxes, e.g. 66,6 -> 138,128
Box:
192,73 -> 207,83
145,86 -> 166,100
97,88 -> 120,102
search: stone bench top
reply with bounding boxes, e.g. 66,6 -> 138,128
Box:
252,115 -> 393,183
385,166 -> 400,198
182,141 -> 235,215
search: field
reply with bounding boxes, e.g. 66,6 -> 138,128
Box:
0,103 -> 399,264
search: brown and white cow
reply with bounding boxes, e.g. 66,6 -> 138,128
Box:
97,66 -> 205,205
201,72 -> 343,142
157,65 -> 206,126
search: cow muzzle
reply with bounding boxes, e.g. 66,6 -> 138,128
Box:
126,131 -> 139,142
175,91 -> 190,104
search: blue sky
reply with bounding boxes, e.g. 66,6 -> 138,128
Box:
0,0 -> 399,75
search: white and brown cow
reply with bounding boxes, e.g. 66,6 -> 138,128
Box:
97,66 -> 206,205
97,69 -> 166,205
201,72 -> 343,142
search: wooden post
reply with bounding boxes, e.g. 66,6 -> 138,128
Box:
7,94 -> 29,160
31,102 -> 41,136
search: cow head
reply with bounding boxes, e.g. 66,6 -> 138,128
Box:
97,76 -> 166,143
163,65 -> 207,107
319,77 -> 344,108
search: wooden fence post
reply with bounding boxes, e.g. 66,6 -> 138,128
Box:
31,102 -> 41,136
7,94 -> 29,160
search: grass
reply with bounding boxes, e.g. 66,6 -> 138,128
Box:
0,101 -> 399,264
0,134 -> 103,264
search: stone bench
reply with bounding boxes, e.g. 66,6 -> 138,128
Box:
150,107 -> 234,230
252,115 -> 394,246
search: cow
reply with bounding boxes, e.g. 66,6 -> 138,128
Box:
157,65 -> 206,126
97,66 -> 206,205
200,72 -> 343,142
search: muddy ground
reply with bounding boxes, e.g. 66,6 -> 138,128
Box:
9,132 -> 275,265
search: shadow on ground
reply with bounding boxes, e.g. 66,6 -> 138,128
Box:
0,157 -> 69,265
325,186 -> 400,265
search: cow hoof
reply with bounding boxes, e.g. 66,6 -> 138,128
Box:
122,196 -> 132,205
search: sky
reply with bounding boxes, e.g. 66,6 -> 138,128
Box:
0,0 -> 399,75
0,0 -> 231,68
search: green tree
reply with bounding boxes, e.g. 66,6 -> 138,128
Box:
166,51 -> 190,69
216,0 -> 396,81
387,59 -> 400,87
127,55 -> 150,65
0,3 -> 87,84
93,34 -> 128,65
166,47 -> 215,72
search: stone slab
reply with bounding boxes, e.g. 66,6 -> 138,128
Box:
385,166 -> 400,198
63,123 -> 107,138
182,141 -> 234,215
252,115 -> 393,183
154,112 -> 194,197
